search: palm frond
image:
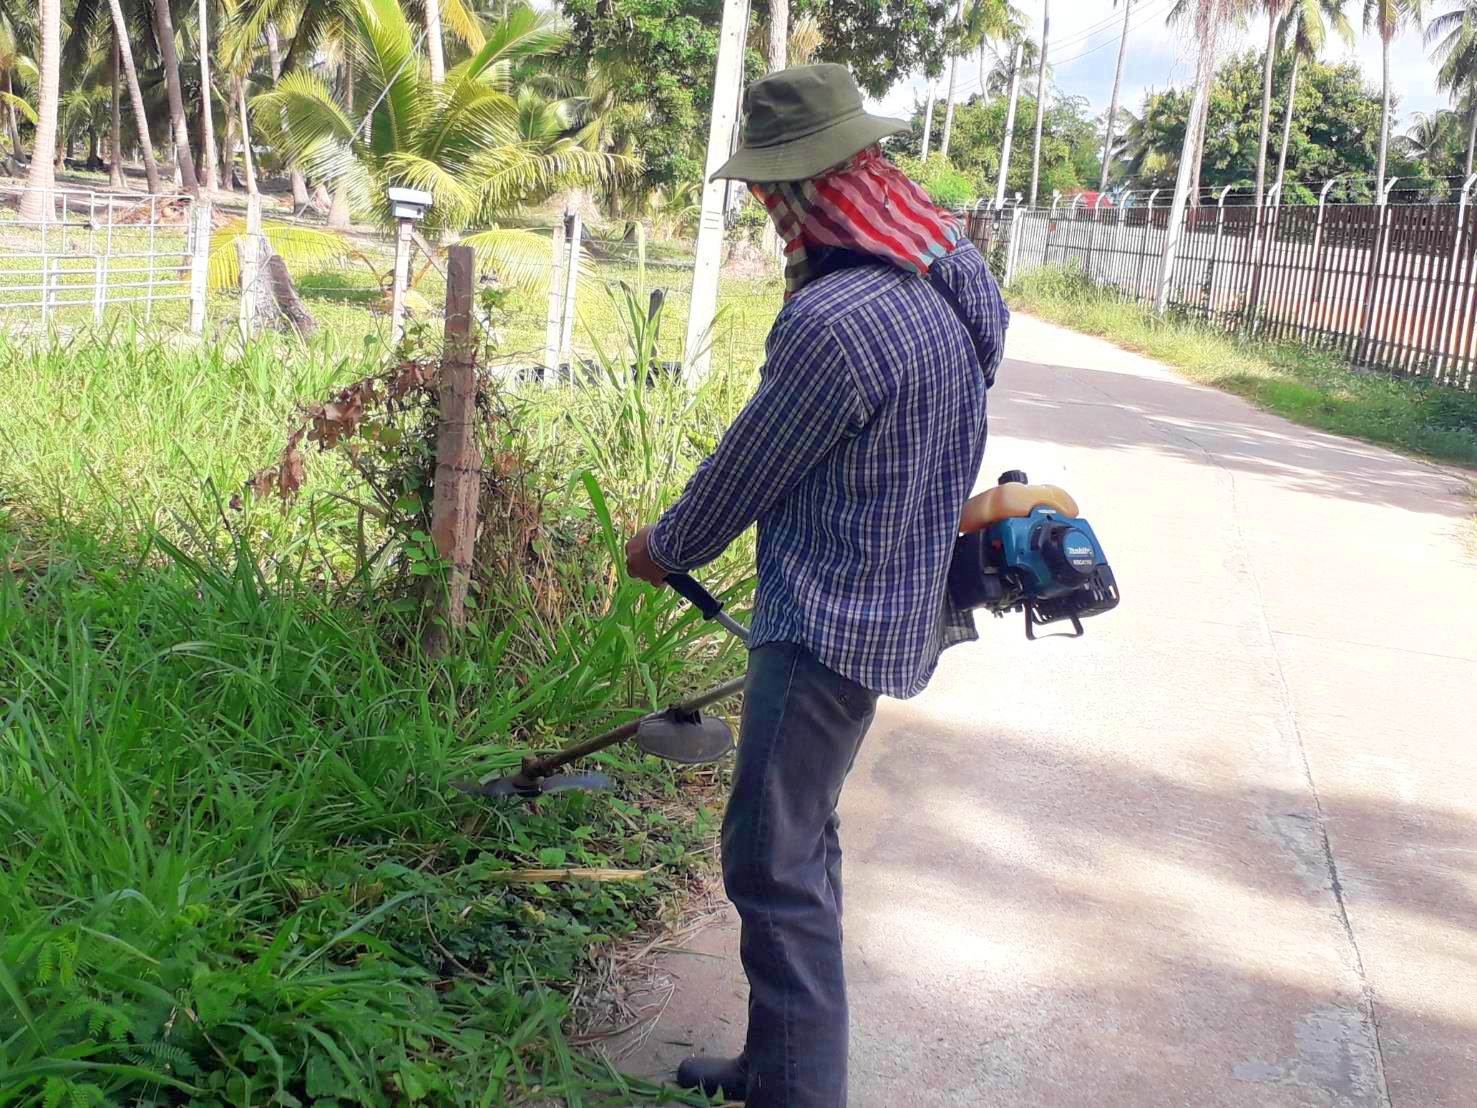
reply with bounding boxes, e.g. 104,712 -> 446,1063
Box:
453,5 -> 563,86
208,219 -> 350,290
0,88 -> 34,124
439,0 -> 485,50
457,226 -> 566,292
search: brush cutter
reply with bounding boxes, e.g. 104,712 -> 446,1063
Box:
452,574 -> 748,800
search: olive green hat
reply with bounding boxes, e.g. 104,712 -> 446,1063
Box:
712,63 -> 909,183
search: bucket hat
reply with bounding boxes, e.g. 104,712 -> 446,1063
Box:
712,64 -> 909,183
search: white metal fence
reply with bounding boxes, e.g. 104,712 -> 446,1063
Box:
0,186 -> 210,335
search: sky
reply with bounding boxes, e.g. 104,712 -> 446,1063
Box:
868,0 -> 1449,129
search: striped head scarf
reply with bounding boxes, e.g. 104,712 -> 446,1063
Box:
749,145 -> 963,300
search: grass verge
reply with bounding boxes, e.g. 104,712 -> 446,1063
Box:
1006,266 -> 1477,469
0,293 -> 771,1104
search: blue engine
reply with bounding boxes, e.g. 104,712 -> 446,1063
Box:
948,493 -> 1120,639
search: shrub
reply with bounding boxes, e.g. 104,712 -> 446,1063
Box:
893,154 -> 979,209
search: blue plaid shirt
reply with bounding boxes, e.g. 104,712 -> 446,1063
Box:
649,243 -> 1009,698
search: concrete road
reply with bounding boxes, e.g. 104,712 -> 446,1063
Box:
620,313 -> 1477,1107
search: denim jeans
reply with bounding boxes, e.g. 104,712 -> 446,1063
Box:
722,642 -> 879,1108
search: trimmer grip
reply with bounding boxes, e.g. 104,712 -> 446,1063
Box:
665,573 -> 724,620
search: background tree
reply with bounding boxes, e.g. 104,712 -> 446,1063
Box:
1101,0 -> 1134,192
153,0 -> 201,192
791,0 -> 953,94
1274,0 -> 1355,197
1427,0 -> 1477,175
18,0 -> 59,221
1365,0 -> 1424,198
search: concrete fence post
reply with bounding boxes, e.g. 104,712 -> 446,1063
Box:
542,214 -> 569,376
556,211 -> 582,378
188,198 -> 212,335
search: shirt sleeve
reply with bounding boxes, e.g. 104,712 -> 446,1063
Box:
647,310 -> 866,574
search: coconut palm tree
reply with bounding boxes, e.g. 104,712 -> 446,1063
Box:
152,0 -> 200,193
1272,0 -> 1355,196
0,13 -> 35,165
1427,0 -> 1477,175
1403,107 -> 1458,165
108,0 -> 164,192
1365,0 -> 1425,199
1157,0 -> 1240,311
1100,0 -> 1134,193
1254,0 -> 1289,207
258,0 -> 628,279
940,0 -> 1020,159
18,0 -> 58,222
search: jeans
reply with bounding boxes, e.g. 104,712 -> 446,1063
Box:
722,642 -> 879,1108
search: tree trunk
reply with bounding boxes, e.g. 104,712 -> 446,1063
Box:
329,179 -> 351,228
768,0 -> 788,71
425,0 -> 446,83
18,0 -> 59,222
5,71 -> 20,160
1253,7 -> 1278,208
198,0 -> 219,191
1028,0 -> 1050,206
1376,34 -> 1391,201
220,88 -> 237,192
995,41 -> 1024,206
1157,4 -> 1218,312
921,79 -> 936,159
265,251 -> 317,336
151,0 -> 200,194
1273,49 -> 1300,198
108,0 -> 162,193
1466,92 -> 1477,180
1100,0 -> 1133,194
265,22 -> 311,210
109,37 -> 127,188
1189,78 -> 1210,207
237,76 -> 257,195
941,1 -> 963,160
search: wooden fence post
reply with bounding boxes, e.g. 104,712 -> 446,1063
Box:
422,245 -> 482,658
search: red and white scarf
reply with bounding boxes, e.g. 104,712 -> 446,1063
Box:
749,145 -> 963,300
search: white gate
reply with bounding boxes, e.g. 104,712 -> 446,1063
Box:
0,186 -> 210,335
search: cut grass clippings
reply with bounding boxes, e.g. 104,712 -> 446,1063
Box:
1006,265 -> 1477,469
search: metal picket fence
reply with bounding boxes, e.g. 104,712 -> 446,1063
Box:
989,190 -> 1477,391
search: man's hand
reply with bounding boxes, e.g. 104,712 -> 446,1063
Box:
625,525 -> 667,586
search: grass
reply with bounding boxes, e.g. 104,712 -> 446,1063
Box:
1006,265 -> 1477,468
0,278 -> 779,1105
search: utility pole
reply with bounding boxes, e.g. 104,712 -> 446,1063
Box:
996,41 -> 1024,207
683,0 -> 751,383
1028,0 -> 1050,207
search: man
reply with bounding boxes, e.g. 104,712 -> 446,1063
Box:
625,64 -> 1009,1107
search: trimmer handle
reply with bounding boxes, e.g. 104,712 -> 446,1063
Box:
664,572 -> 724,620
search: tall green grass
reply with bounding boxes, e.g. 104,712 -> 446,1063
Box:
1007,265 -> 1477,468
0,287 -> 775,1105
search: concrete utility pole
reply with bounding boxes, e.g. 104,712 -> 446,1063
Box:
1029,0 -> 1050,207
683,0 -> 751,382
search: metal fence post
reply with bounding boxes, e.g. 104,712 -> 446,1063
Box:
188,198 -> 211,335
1209,185 -> 1232,317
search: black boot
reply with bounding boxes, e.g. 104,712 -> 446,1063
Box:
676,1055 -> 748,1100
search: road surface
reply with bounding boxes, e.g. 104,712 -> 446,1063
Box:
618,312 -> 1477,1107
